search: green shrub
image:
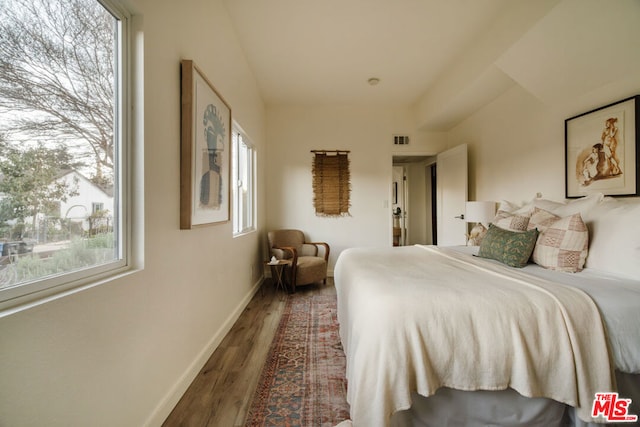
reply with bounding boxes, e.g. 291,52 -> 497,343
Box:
8,233 -> 115,285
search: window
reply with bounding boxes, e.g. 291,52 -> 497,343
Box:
0,0 -> 130,308
92,203 -> 105,214
232,125 -> 255,235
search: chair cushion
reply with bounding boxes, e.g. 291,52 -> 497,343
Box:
268,229 -> 305,259
295,256 -> 327,286
300,243 -> 319,257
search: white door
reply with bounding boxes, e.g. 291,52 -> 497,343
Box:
436,144 -> 468,246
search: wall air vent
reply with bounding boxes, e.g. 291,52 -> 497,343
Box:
393,135 -> 410,145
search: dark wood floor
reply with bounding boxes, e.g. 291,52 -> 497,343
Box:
162,278 -> 336,427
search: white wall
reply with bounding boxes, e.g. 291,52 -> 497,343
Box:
0,0 -> 267,426
2,0 -> 638,425
450,86 -> 561,203
444,0 -> 640,204
263,2 -> 640,272
266,105 -> 446,272
449,85 -> 640,206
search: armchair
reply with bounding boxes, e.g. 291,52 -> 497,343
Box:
267,229 -> 330,292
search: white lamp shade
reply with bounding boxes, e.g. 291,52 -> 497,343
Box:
465,201 -> 496,223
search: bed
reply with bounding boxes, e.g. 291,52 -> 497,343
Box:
334,194 -> 640,427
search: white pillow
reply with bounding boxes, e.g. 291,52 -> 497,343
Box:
507,197 -> 564,215
499,193 -> 605,218
530,198 -> 565,214
497,200 -> 523,213
584,198 -> 640,279
550,193 -> 604,218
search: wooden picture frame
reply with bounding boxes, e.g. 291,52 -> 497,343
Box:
565,95 -> 639,198
180,59 -> 232,228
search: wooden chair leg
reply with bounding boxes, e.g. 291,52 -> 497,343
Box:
288,265 -> 296,293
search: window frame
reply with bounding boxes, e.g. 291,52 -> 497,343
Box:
0,0 -> 133,313
232,123 -> 256,236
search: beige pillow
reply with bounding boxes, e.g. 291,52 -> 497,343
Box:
492,210 -> 531,231
527,207 -> 560,232
532,213 -> 589,272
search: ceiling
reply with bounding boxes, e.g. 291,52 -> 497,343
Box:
223,0 -> 640,130
223,0 -> 510,107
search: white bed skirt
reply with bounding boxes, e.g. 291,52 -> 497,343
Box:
391,388 -> 566,427
390,372 -> 639,427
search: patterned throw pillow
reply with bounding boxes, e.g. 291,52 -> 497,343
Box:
491,210 -> 531,231
478,224 -> 539,268
532,213 -> 589,272
527,207 -> 560,232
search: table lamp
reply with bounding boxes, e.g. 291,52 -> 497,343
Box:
465,201 -> 496,245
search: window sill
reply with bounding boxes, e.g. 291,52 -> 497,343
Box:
0,265 -> 142,318
233,228 -> 256,238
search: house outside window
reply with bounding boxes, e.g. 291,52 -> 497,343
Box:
232,124 -> 256,235
0,0 -> 130,308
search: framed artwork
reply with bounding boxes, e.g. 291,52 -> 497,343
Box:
180,59 -> 232,228
565,95 -> 639,198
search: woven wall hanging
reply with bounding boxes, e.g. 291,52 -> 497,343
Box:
311,150 -> 351,217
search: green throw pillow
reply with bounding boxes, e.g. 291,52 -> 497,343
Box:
477,224 -> 539,268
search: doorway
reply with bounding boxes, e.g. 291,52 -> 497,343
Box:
391,166 -> 407,246
391,155 -> 436,246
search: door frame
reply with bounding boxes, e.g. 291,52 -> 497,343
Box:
392,165 -> 407,246
435,144 -> 468,246
391,152 -> 437,246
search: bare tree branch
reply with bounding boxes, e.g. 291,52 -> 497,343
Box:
0,0 -> 116,180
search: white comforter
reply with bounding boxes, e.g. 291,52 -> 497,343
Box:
334,245 -> 616,427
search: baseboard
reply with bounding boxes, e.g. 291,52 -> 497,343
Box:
144,276 -> 265,427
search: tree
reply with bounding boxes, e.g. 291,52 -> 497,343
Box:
0,142 -> 79,238
0,0 -> 116,185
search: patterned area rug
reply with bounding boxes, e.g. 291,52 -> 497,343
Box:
245,293 -> 350,427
